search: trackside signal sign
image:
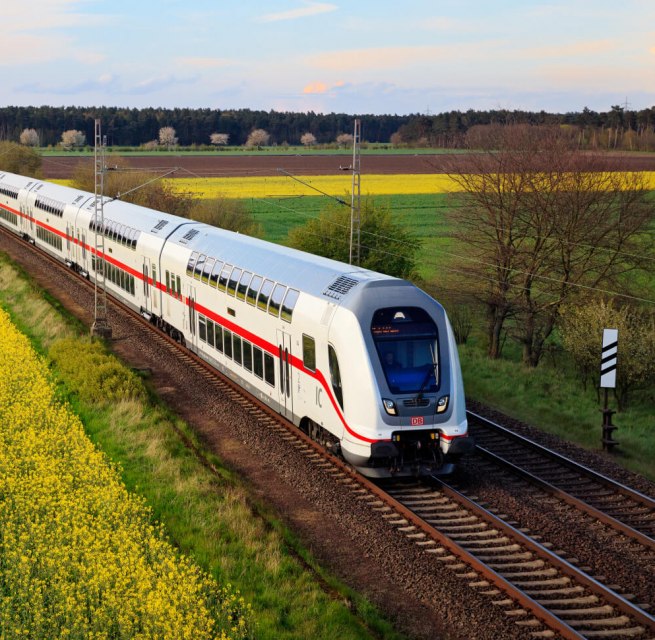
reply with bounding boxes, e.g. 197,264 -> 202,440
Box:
600,328 -> 618,389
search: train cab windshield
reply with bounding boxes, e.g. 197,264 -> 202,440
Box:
371,307 -> 439,395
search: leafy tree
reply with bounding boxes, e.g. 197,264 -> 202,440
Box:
0,141 -> 42,176
300,132 -> 316,147
245,128 -> 270,149
158,126 -> 178,149
445,124 -> 654,366
60,129 -> 86,150
560,299 -> 655,410
19,128 -> 39,147
287,198 -> 419,279
189,198 -> 262,236
70,160 -> 194,218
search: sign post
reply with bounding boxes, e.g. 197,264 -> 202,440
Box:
600,328 -> 618,452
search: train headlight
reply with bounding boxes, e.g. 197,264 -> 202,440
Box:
436,395 -> 449,413
382,398 -> 398,416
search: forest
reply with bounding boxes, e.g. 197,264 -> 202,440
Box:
1,104 -> 655,150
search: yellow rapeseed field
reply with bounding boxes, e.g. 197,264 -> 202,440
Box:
0,308 -> 250,639
54,171 -> 655,198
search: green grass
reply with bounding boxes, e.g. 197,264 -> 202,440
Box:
0,255 -> 405,640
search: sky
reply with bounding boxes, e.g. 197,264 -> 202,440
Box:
2,0 -> 654,116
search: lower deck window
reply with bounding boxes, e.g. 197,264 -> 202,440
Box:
264,353 -> 275,386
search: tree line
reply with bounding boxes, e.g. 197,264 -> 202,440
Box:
2,104 -> 655,150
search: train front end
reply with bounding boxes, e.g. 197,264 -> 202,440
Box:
335,281 -> 474,478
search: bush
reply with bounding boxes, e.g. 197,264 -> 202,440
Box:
49,338 -> 146,405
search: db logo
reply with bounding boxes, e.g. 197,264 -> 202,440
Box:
411,416 -> 424,426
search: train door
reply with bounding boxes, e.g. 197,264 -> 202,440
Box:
186,283 -> 197,350
276,329 -> 293,420
142,257 -> 152,315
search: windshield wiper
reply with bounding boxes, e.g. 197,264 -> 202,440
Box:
415,344 -> 438,402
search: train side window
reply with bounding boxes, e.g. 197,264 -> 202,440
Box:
218,264 -> 232,292
253,346 -> 263,378
206,319 -> 215,348
243,341 -> 253,372
268,284 -> 286,317
233,335 -> 242,365
215,325 -> 224,353
257,279 -> 274,311
202,257 -> 215,285
281,288 -> 299,323
187,251 -> 199,277
302,335 -> 316,372
166,270 -> 171,293
224,330 -> 233,358
328,345 -> 344,411
264,353 -> 275,386
247,275 -> 263,306
176,276 -> 181,296
199,315 -> 207,342
227,267 -> 242,296
194,254 -> 206,280
210,260 -> 223,287
237,271 -> 252,301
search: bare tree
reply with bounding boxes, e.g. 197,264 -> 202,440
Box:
158,126 -> 178,150
245,128 -> 270,149
210,132 -> 229,147
445,124 -> 654,366
19,128 -> 40,147
300,132 -> 317,147
60,129 -> 86,150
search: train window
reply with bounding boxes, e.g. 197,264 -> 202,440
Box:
264,353 -> 275,386
224,330 -> 233,358
247,275 -> 262,306
210,260 -> 223,287
166,271 -> 171,293
237,271 -> 252,301
253,347 -> 263,379
328,345 -> 344,411
227,268 -> 242,296
198,315 -> 207,342
257,279 -> 274,311
117,224 -> 126,244
194,254 -> 206,280
206,319 -> 215,348
218,264 -> 232,292
202,257 -> 215,285
215,325 -> 223,353
302,335 -> 316,372
280,289 -> 299,323
243,341 -> 253,372
187,251 -> 199,277
176,276 -> 181,296
233,335 -> 242,365
268,284 -> 286,317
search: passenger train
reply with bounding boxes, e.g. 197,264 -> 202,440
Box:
0,170 -> 473,478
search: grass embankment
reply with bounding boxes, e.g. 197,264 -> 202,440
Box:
0,255 -> 404,640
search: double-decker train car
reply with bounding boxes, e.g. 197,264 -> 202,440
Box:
0,170 -> 474,478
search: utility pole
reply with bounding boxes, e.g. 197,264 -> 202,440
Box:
91,119 -> 112,339
349,118 -> 361,266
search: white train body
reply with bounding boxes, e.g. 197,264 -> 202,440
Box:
0,170 -> 473,478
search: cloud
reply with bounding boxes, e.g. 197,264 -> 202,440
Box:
303,82 -> 328,94
525,39 -> 617,59
256,1 -> 337,23
176,57 -> 233,69
309,45 -> 448,72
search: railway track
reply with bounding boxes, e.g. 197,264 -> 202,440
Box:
466,411 -> 655,551
3,227 -> 655,639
